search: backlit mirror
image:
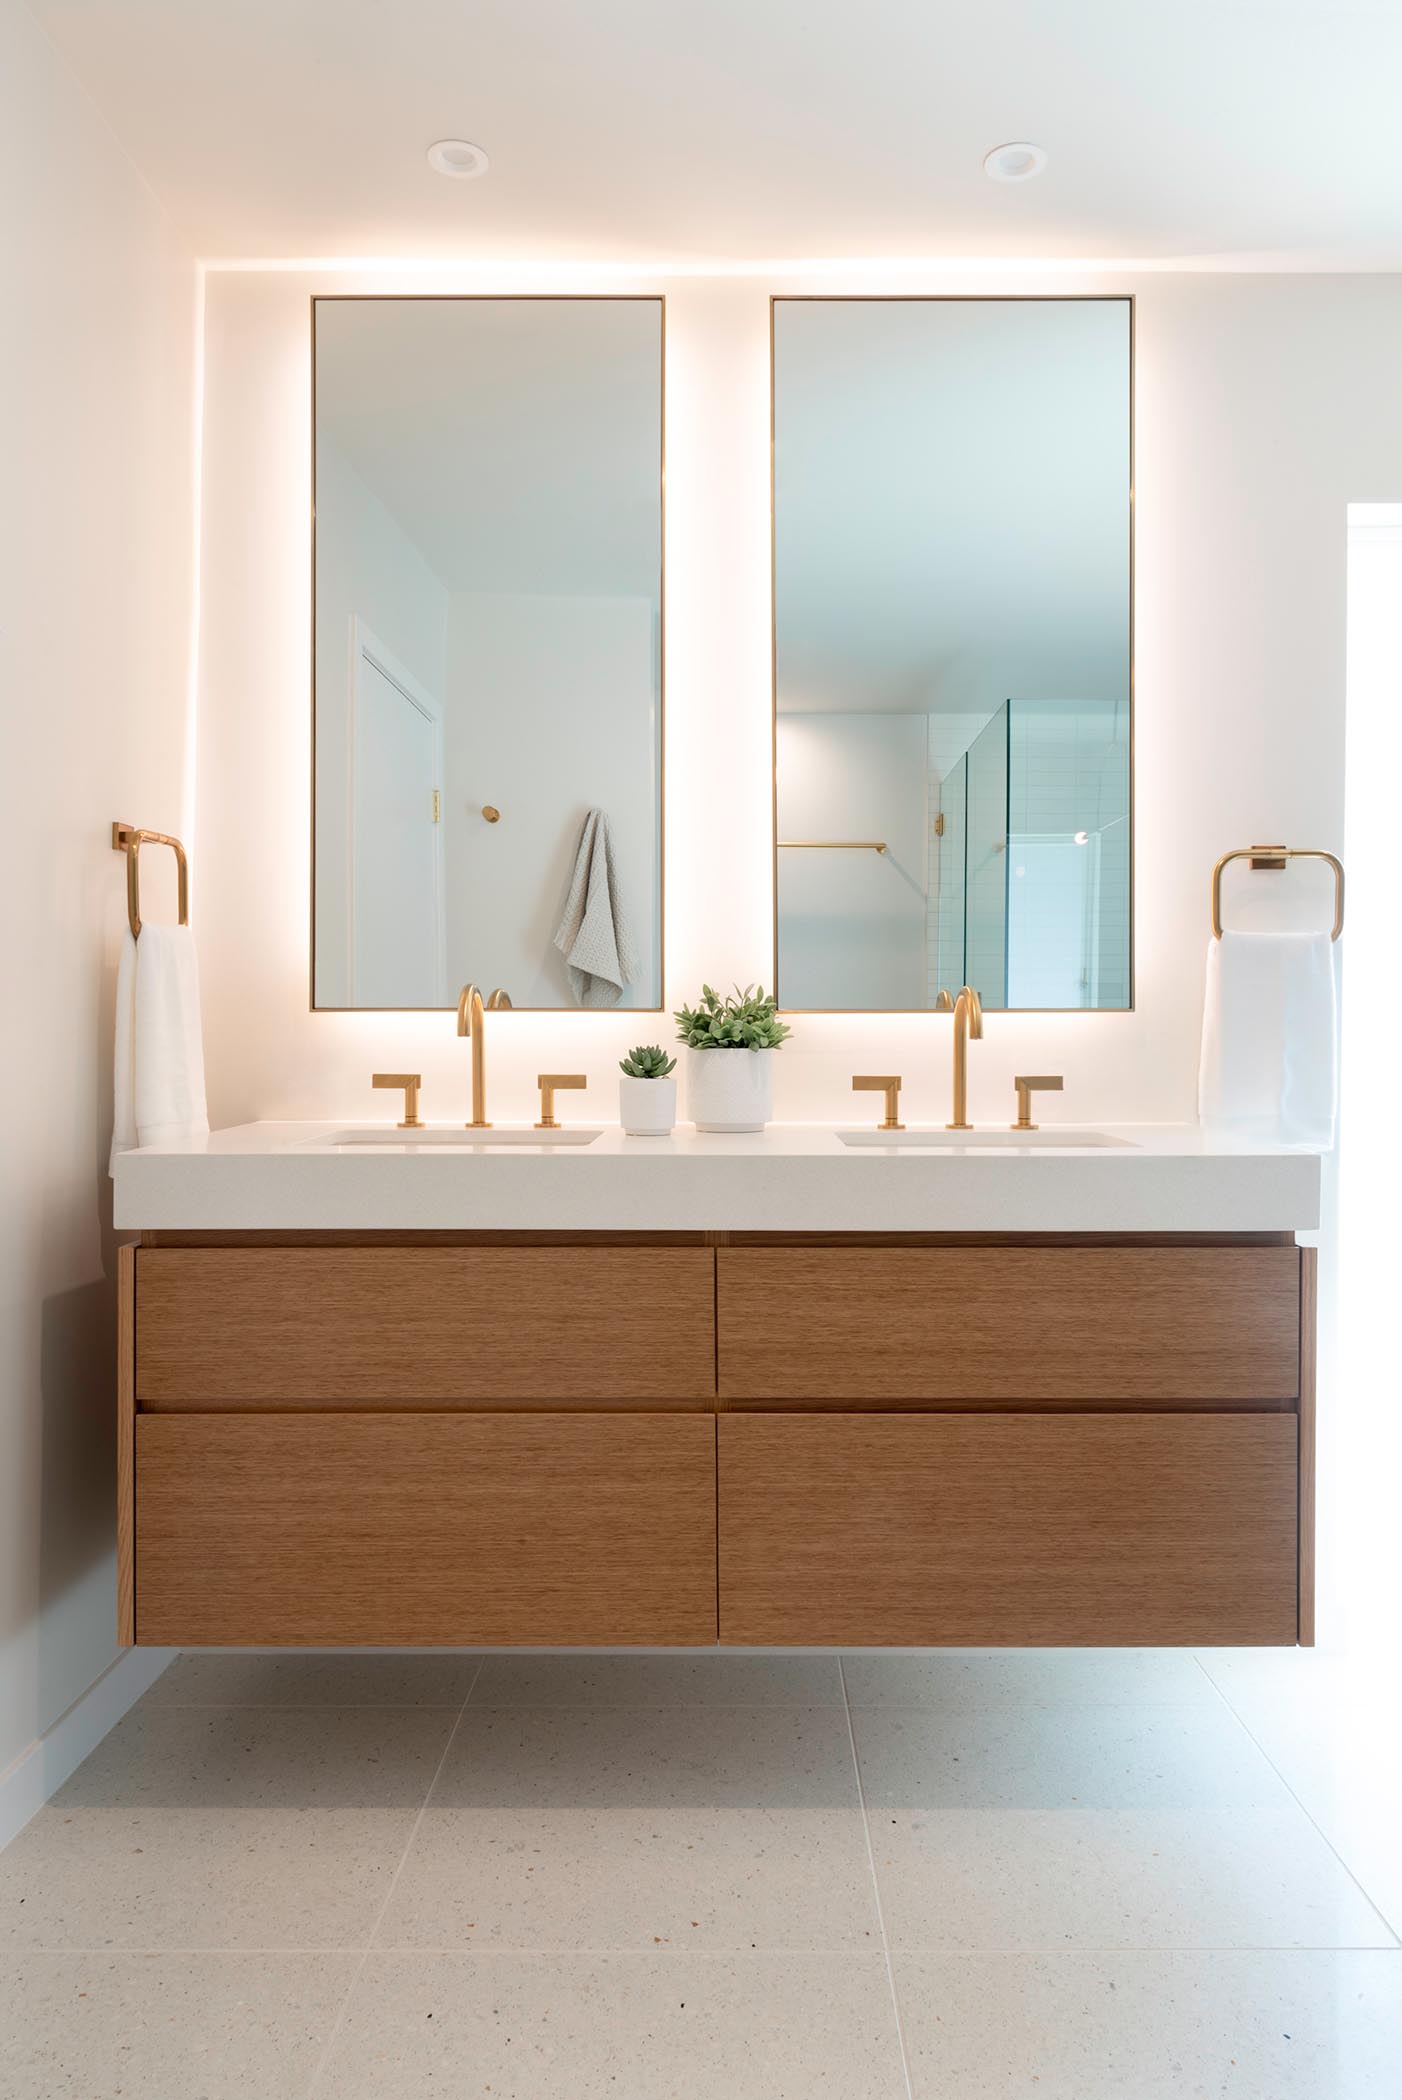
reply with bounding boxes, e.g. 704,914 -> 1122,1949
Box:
313,297 -> 663,1009
773,296 -> 1132,1011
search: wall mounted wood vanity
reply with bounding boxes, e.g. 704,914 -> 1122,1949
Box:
115,1134 -> 1318,1651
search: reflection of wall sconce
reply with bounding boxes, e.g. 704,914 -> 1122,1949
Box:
482,805 -> 501,824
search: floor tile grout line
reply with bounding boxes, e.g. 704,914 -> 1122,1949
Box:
1190,1653 -> 1402,1948
147,1702 -> 474,1712
17,1942 -> 1402,1960
304,1658 -> 484,2098
839,1658 -> 916,2100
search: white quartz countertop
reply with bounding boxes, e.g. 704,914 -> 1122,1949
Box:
113,1121 -> 1322,1235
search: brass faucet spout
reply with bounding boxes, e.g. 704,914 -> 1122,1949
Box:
456,982 -> 490,1128
948,984 -> 983,1130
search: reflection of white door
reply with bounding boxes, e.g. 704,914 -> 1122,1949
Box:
349,620 -> 445,1006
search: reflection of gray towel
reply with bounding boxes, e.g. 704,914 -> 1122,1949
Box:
553,809 -> 638,1008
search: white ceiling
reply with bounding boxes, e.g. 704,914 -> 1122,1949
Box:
31,0 -> 1402,265
316,297 -> 662,596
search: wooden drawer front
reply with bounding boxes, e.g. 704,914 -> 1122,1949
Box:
136,1247 -> 715,1404
136,1412 -> 717,1645
717,1246 -> 1299,1403
718,1412 -> 1298,1646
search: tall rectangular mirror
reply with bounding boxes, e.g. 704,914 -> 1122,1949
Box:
313,296 -> 664,1010
772,296 -> 1132,1012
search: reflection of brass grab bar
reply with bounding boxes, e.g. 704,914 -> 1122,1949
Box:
1211,846 -> 1345,941
779,840 -> 888,854
111,823 -> 189,938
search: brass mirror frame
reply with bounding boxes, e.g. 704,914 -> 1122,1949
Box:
310,293 -> 667,1013
769,292 -> 1135,1016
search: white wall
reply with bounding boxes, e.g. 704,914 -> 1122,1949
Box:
777,713 -> 928,1009
195,266 -> 1400,1138
442,591 -> 660,1007
0,5 -> 194,1789
313,435 -> 449,1005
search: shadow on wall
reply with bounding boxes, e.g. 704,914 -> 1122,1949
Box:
35,1266 -> 119,1724
12,931 -> 132,1726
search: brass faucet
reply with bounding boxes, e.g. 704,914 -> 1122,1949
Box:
536,1074 -> 587,1130
1012,1074 -> 1063,1131
947,985 -> 983,1130
455,984 -> 512,1127
852,1075 -> 904,1131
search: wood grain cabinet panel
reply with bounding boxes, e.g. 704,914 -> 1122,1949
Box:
136,1247 -> 715,1404
136,1411 -> 717,1646
717,1245 -> 1300,1403
718,1412 -> 1299,1646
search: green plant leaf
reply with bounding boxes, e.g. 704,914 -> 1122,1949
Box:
673,982 -> 791,1050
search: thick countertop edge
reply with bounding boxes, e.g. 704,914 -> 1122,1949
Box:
113,1125 -> 1323,1235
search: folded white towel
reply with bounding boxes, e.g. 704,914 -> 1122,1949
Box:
1198,930 -> 1338,1148
110,923 -> 210,1169
552,808 -> 639,1009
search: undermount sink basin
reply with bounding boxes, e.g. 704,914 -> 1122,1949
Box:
837,1127 -> 1137,1150
311,1126 -> 603,1149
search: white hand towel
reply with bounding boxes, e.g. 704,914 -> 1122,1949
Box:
552,808 -> 639,1009
1198,930 -> 1338,1148
110,923 -> 210,1169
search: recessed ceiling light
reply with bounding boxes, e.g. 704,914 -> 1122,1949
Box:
983,142 -> 1047,184
1073,830 -> 1090,845
427,139 -> 490,180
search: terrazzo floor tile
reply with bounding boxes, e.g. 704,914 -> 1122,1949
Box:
1197,1648 -> 1402,1940
0,1705 -> 456,1951
850,1699 -> 1286,1814
313,1951 -> 908,2099
842,1647 -> 1216,1713
470,1654 -> 845,1707
140,1652 -> 481,1708
867,1805 -> 1395,1951
0,1952 -> 355,2100
895,1949 -> 1402,2098
376,1703 -> 878,1951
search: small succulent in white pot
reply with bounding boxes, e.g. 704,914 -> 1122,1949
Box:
618,1044 -> 678,1136
674,984 -> 791,1133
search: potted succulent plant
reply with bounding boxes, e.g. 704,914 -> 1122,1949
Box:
618,1044 -> 678,1135
675,984 -> 791,1132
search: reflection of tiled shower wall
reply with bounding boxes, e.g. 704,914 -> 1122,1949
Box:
933,754 -> 968,1002
964,705 -> 1010,1006
1007,699 -> 1130,1007
926,728 -> 942,1006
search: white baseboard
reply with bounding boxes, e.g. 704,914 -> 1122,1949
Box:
0,1646 -> 175,1853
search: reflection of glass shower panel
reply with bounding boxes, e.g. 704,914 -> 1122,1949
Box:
1003,697 -> 1129,1012
1006,832 -> 1100,1007
963,705 -> 1010,1008
935,756 -> 967,1000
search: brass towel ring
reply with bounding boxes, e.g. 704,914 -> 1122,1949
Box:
112,823 -> 189,939
1211,846 -> 1344,941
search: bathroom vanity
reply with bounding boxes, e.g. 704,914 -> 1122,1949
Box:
113,1126 -> 1319,1652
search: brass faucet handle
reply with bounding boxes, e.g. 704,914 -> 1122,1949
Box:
852,1075 -> 904,1131
372,1072 -> 424,1129
934,989 -> 955,1012
1011,1074 -> 1064,1131
536,1072 -> 587,1130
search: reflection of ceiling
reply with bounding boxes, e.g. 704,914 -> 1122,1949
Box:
34,1 -> 1402,267
774,299 -> 1130,715
315,298 -> 661,598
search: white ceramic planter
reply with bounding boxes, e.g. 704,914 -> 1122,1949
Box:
686,1047 -> 775,1133
618,1074 -> 677,1136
